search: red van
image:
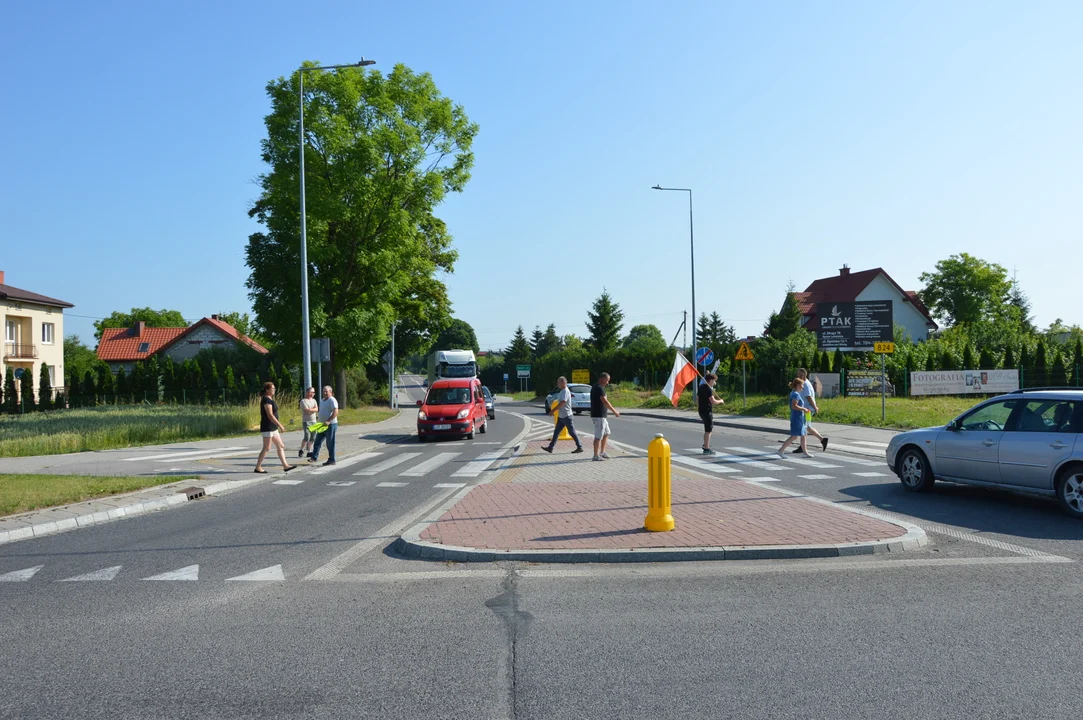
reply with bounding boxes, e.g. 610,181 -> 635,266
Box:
416,378 -> 488,442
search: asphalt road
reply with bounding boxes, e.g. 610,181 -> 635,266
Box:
2,386 -> 1082,719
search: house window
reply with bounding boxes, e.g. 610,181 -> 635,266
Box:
48,365 -> 56,386
138,342 -> 150,353
5,320 -> 14,343
42,322 -> 55,345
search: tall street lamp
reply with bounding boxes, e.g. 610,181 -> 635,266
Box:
298,58 -> 375,390
652,185 -> 698,387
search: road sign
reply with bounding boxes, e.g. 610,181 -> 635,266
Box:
503,373 -> 509,381
735,342 -> 755,361
873,341 -> 895,354
572,369 -> 590,384
516,364 -> 531,379
695,347 -> 714,366
310,338 -> 331,363
815,301 -> 893,351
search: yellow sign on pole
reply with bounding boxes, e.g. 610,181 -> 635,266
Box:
571,369 -> 590,384
873,342 -> 895,354
735,342 -> 755,361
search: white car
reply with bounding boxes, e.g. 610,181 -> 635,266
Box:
544,384 -> 592,415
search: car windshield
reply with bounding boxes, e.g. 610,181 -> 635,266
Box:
426,387 -> 472,405
438,362 -> 477,378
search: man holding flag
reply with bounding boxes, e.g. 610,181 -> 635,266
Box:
660,351 -> 724,454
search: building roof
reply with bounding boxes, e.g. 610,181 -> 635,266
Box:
794,267 -> 938,329
95,316 -> 269,362
0,283 -> 74,309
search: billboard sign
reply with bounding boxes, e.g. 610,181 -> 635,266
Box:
910,369 -> 1020,396
816,301 -> 893,351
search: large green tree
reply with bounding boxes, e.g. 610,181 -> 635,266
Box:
93,308 -> 187,341
586,289 -> 625,352
504,326 -> 532,366
622,324 -> 668,356
432,318 -> 479,355
535,324 -> 561,358
919,253 -> 1012,327
765,290 -> 803,340
245,63 -> 477,403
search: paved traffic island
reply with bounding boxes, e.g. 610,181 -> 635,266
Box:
396,440 -> 926,563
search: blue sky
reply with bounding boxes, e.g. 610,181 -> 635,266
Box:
3,1 -> 1081,352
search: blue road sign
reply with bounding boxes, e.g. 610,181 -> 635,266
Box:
503,373 -> 509,381
696,347 -> 715,366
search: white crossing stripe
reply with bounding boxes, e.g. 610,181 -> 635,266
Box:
727,445 -> 840,469
143,564 -> 199,581
811,442 -> 884,458
272,479 -> 305,485
312,452 -> 382,475
853,471 -> 889,477
433,483 -> 467,489
0,565 -> 43,582
326,481 -> 357,487
125,446 -> 246,462
759,445 -> 885,467
853,440 -> 890,448
399,452 -> 460,477
377,482 -> 409,488
723,447 -> 783,460
473,442 -> 501,445
743,477 -> 782,483
356,453 -> 423,476
671,454 -> 742,475
798,474 -> 835,480
451,450 -> 505,478
60,566 -> 122,582
226,565 -> 284,582
698,449 -> 785,471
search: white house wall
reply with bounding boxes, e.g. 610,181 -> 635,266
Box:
163,325 -> 236,363
1,300 -> 65,396
855,274 -> 931,342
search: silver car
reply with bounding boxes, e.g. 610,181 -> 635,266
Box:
544,384 -> 592,415
886,389 -> 1083,517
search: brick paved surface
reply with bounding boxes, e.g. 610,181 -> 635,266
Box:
417,439 -> 909,551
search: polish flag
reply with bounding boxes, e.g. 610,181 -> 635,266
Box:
661,352 -> 698,407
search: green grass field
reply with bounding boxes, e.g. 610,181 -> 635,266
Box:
0,397 -> 396,458
0,473 -> 197,517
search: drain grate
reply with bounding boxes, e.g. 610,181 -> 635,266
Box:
179,486 -> 206,501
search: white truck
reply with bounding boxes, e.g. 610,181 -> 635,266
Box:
426,349 -> 478,385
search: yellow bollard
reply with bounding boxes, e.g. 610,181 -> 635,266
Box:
550,401 -> 572,440
644,433 -> 675,532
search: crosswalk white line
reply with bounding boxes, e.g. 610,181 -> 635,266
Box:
433,483 -> 467,489
798,474 -> 835,480
125,446 -> 246,462
451,450 -> 505,478
853,440 -> 890,448
671,454 -> 743,474
226,565 -> 284,582
853,471 -> 889,477
143,565 -> 199,581
723,447 -> 783,460
812,442 -> 884,458
272,479 -> 305,485
694,449 -> 784,470
0,565 -> 43,582
399,452 -> 460,477
759,445 -> 884,467
311,452 -> 382,475
60,566 -> 122,582
356,453 -> 422,476
730,446 -> 841,469
377,482 -> 409,488
743,477 -> 782,483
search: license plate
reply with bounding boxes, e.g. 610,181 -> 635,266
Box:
433,424 -> 451,430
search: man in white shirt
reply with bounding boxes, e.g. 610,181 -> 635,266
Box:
541,376 -> 584,454
309,385 -> 340,466
793,368 -> 828,452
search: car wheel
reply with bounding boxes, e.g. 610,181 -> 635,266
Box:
897,448 -> 934,492
1055,465 -> 1083,518
489,412 -> 495,420
466,423 -> 475,440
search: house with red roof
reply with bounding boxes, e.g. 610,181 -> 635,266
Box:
2,270 -> 73,401
793,266 -> 938,342
96,314 -> 269,373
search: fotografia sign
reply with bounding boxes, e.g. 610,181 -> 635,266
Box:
910,369 -> 1020,396
816,301 -> 893,351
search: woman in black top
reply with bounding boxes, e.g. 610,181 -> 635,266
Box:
254,382 -> 295,474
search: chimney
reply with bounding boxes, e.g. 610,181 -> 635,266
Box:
840,264 -> 850,277
131,321 -> 146,337
0,270 -> 5,285
211,314 -> 219,320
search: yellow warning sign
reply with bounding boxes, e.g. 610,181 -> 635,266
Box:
735,342 -> 755,361
571,369 -> 590,384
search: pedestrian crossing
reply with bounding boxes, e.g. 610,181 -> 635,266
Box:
251,447 -> 511,486
656,444 -> 890,485
0,563 -> 292,583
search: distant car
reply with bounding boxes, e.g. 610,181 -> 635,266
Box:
544,383 -> 592,415
482,385 -> 495,419
422,378 -> 429,388
887,388 -> 1083,517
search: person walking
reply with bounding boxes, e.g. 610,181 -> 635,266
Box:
254,382 -> 295,474
590,372 -> 621,461
778,378 -> 813,458
542,376 -> 584,454
790,368 -> 828,452
298,386 -> 318,459
308,385 -> 340,466
698,373 -> 725,454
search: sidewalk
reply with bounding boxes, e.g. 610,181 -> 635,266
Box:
396,435 -> 926,563
0,410 -> 415,546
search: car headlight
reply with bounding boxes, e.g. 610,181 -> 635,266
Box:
417,410 -> 427,420
456,408 -> 470,419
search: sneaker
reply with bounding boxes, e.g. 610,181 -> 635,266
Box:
307,456 -> 317,463
322,460 -> 336,466
571,447 -> 585,454
800,453 -> 813,459
791,447 -> 803,454
702,448 -> 715,455
821,437 -> 829,451
297,449 -> 304,458
600,452 -> 610,459
592,456 -> 603,462
776,450 -> 786,458
541,445 -> 553,454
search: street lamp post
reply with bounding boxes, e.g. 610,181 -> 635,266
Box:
298,58 -> 375,390
652,185 -> 697,387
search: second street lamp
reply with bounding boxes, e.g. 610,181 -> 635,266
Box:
652,185 -> 698,387
298,58 -> 376,390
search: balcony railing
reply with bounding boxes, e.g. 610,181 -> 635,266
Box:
3,343 -> 38,359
